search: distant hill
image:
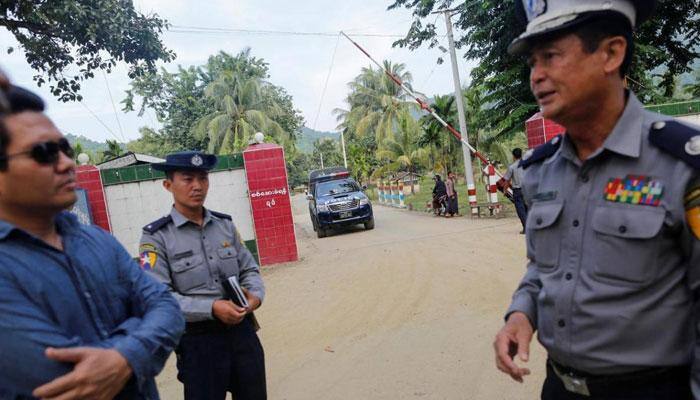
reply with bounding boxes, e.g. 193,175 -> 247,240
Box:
296,127 -> 340,153
65,133 -> 111,153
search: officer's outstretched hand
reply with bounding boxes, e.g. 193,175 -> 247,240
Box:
213,299 -> 247,325
493,312 -> 534,383
33,347 -> 132,400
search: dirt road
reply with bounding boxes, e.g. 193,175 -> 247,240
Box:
157,196 -> 545,399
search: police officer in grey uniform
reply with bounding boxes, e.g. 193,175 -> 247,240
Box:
493,1 -> 700,399
504,148 -> 528,233
139,151 -> 266,400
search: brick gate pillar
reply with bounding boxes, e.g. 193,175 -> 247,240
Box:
243,143 -> 298,266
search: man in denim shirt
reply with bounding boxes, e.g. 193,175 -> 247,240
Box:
0,79 -> 184,399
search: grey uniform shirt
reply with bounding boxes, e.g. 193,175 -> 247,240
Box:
504,161 -> 525,189
140,207 -> 265,322
507,93 -> 700,378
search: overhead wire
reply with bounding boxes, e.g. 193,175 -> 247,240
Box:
169,24 -> 446,38
312,33 -> 342,132
102,70 -> 126,142
77,101 -> 123,143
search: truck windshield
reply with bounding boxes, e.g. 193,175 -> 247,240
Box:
316,180 -> 360,196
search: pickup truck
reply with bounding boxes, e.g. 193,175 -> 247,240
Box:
307,167 -> 374,238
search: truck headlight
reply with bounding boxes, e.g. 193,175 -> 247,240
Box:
359,198 -> 369,206
317,203 -> 329,212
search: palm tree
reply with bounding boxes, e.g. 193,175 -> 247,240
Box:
373,110 -> 428,194
418,95 -> 459,175
192,73 -> 287,154
103,140 -> 124,160
334,61 -> 416,146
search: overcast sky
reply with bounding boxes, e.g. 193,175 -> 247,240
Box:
0,0 -> 476,143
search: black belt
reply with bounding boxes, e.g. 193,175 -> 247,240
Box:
185,319 -> 231,335
548,359 -> 689,397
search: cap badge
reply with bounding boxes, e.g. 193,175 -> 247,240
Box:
191,154 -> 204,166
686,136 -> 700,156
523,0 -> 547,21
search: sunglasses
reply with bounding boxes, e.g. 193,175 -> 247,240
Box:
1,138 -> 74,165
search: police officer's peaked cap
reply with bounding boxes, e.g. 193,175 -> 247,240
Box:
0,84 -> 45,115
509,0 -> 656,55
151,150 -> 218,172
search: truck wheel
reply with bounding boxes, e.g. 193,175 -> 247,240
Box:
364,218 -> 375,230
317,227 -> 327,238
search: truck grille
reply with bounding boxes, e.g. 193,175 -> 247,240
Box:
328,199 -> 359,211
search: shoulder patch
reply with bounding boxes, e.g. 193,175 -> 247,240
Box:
142,215 -> 172,234
210,210 -> 232,220
649,120 -> 700,169
519,135 -> 563,170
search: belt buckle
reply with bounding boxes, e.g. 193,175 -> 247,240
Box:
552,363 -> 591,396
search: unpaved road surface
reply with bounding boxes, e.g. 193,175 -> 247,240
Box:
157,196 -> 545,399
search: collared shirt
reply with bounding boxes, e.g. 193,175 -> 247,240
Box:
445,177 -> 456,196
504,160 -> 525,189
0,212 -> 184,400
507,93 -> 700,377
140,207 -> 265,322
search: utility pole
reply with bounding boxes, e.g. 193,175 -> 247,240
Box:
439,9 -> 479,216
340,131 -> 348,168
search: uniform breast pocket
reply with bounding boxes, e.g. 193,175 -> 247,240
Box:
217,247 -> 240,277
591,205 -> 665,285
527,201 -> 564,271
171,254 -> 209,292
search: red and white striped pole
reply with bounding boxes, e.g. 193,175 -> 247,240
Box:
487,164 -> 499,209
340,32 -> 511,213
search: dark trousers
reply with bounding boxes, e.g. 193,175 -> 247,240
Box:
513,188 -> 527,229
176,317 -> 266,400
447,193 -> 459,215
541,362 -> 691,400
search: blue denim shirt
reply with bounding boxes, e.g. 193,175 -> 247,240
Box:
0,212 -> 184,399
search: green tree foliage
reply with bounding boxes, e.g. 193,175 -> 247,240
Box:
312,138 -> 343,170
418,94 -> 459,174
374,110 -> 428,193
0,0 -> 173,101
127,127 -> 177,157
334,60 -> 415,145
103,139 -> 125,160
286,148 -> 313,188
192,74 -> 287,154
388,0 -> 700,141
123,50 -> 304,155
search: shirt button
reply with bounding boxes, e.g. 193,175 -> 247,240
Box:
84,292 -> 92,299
580,174 -> 589,183
536,217 -> 543,225
209,256 -> 213,260
618,225 -> 627,234
558,319 -> 566,328
572,220 -> 579,227
565,273 -> 572,280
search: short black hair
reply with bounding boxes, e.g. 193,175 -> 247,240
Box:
0,85 -> 45,170
537,12 -> 634,78
512,148 -> 523,159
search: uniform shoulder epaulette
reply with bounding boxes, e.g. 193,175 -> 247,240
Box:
142,215 -> 172,234
519,135 -> 563,169
649,120 -> 700,169
210,210 -> 232,220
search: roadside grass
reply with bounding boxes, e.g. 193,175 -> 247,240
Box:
376,176 -> 515,216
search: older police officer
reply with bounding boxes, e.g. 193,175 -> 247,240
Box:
140,151 -> 266,400
493,1 -> 700,399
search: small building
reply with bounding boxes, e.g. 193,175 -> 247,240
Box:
393,171 -> 422,194
96,152 -> 165,170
